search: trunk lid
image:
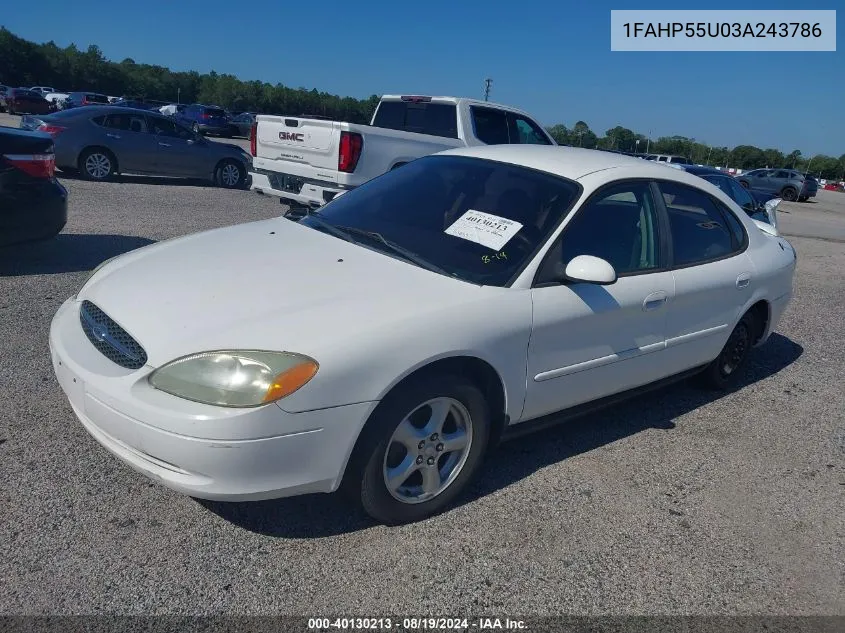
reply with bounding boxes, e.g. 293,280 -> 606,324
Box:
254,115 -> 341,173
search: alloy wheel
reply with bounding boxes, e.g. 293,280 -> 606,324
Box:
85,153 -> 111,179
382,397 -> 473,504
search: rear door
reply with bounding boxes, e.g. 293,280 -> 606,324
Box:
95,112 -> 157,173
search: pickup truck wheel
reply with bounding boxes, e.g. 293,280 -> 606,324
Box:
215,160 -> 245,189
699,311 -> 756,390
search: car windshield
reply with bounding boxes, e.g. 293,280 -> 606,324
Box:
299,155 -> 581,286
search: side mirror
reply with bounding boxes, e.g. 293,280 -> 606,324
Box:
562,255 -> 617,285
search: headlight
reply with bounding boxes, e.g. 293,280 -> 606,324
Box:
148,350 -> 319,408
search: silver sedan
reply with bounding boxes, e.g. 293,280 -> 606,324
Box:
19,106 -> 252,188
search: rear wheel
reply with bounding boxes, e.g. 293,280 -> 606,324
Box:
781,186 -> 798,202
700,311 -> 756,390
345,375 -> 491,525
79,148 -> 116,181
215,159 -> 245,188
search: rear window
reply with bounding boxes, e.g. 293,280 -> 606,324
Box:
372,101 -> 458,139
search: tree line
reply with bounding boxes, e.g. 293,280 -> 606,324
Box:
1,27 -> 843,180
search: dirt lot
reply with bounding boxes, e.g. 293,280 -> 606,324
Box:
1,114 -> 843,616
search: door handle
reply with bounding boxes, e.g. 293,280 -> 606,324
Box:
736,273 -> 752,289
158,142 -> 172,147
643,291 -> 667,311
106,133 -> 121,139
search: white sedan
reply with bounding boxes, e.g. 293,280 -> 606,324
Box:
49,146 -> 796,525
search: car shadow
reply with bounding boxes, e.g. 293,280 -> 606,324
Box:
0,233 -> 156,276
199,333 -> 803,538
57,171 -> 213,188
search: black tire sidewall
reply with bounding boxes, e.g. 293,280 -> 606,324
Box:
354,375 -> 491,525
782,187 -> 797,201
702,312 -> 756,390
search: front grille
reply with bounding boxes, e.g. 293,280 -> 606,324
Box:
79,300 -> 148,370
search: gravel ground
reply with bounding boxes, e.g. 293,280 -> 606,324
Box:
0,145 -> 843,616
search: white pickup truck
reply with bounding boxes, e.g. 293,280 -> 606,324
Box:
248,95 -> 556,209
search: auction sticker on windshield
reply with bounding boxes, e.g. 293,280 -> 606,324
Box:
445,210 -> 523,251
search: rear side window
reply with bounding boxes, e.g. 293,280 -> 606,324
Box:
659,181 -> 738,267
86,94 -> 110,104
372,101 -> 458,139
102,113 -> 148,134
471,106 -> 510,144
774,170 -> 790,179
205,108 -> 226,117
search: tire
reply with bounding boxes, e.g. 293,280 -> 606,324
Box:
345,375 -> 491,525
699,311 -> 756,390
192,122 -> 200,135
8,104 -> 15,115
739,180 -> 750,189
78,148 -> 116,181
798,196 -> 808,202
215,159 -> 245,189
781,186 -> 798,202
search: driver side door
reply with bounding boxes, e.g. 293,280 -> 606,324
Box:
522,180 -> 675,421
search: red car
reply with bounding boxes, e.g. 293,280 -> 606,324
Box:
1,88 -> 54,115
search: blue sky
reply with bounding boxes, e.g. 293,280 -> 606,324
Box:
3,0 -> 842,156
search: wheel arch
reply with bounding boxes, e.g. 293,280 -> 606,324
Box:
747,298 -> 771,346
337,354 -> 510,489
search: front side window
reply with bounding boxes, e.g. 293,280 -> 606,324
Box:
659,181 -> 738,267
536,181 -> 661,283
299,155 -> 581,286
509,115 -> 552,145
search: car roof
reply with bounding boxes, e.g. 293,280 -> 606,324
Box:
440,145 -> 695,181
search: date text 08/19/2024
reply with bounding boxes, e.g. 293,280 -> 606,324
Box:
307,617 -> 527,631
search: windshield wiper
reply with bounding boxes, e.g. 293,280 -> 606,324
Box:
334,225 -> 452,277
301,210 -> 356,244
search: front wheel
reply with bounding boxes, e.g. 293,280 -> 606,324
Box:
700,311 -> 756,390
347,375 -> 491,525
215,159 -> 245,188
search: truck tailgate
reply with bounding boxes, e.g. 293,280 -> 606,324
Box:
254,116 -> 341,178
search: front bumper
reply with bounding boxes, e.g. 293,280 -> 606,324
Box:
49,297 -> 377,501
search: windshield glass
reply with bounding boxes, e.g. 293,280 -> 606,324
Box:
299,155 -> 581,286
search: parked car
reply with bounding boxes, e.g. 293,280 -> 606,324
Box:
0,126 -> 68,246
49,146 -> 796,525
666,164 -> 782,230
30,86 -> 57,96
643,154 -> 692,164
175,104 -> 236,137
63,92 -> 111,109
44,92 -> 70,108
159,104 -> 186,116
19,106 -> 251,188
250,94 -> 556,211
0,88 -> 54,115
230,112 -> 256,138
0,85 -> 10,109
737,168 -> 818,202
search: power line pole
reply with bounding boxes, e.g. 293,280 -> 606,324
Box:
484,78 -> 492,102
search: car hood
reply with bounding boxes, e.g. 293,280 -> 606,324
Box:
79,217 -> 493,367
